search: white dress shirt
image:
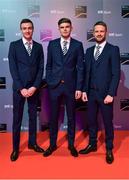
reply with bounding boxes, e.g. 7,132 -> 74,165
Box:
22,37 -> 33,51
60,37 -> 71,51
94,40 -> 106,57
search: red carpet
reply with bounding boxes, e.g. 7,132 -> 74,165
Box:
0,130 -> 129,179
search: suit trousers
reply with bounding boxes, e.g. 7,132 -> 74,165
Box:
87,89 -> 114,150
12,90 -> 38,151
48,82 -> 76,147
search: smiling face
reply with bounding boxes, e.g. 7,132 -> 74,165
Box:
20,22 -> 34,41
58,22 -> 72,40
93,24 -> 107,44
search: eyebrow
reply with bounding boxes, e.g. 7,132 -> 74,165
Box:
60,25 -> 70,28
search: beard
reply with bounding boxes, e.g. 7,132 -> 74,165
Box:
95,36 -> 106,44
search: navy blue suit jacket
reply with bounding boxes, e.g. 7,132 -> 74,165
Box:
8,39 -> 44,91
83,42 -> 120,97
46,38 -> 84,91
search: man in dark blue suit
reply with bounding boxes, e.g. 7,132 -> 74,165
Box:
79,21 -> 120,164
8,19 -> 44,161
43,18 -> 84,157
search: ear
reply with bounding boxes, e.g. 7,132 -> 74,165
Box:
58,25 -> 60,31
93,31 -> 95,37
71,26 -> 73,31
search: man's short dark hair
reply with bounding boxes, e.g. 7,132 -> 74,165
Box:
20,19 -> 34,29
58,18 -> 72,26
93,21 -> 107,31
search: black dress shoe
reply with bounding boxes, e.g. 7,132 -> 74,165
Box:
68,146 -> 78,157
43,146 -> 57,157
79,144 -> 97,154
10,150 -> 19,161
106,150 -> 114,164
28,144 -> 44,153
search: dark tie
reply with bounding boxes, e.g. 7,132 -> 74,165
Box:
62,41 -> 68,55
94,45 -> 101,60
26,42 -> 32,56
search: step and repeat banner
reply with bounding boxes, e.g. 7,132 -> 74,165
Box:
0,0 -> 129,132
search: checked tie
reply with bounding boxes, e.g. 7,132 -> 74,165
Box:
94,45 -> 101,60
62,41 -> 68,55
26,42 -> 32,56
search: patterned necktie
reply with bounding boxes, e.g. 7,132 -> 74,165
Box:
94,45 -> 101,60
62,41 -> 68,55
26,42 -> 32,56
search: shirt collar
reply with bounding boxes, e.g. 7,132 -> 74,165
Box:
95,41 -> 106,48
22,37 -> 33,45
60,37 -> 71,44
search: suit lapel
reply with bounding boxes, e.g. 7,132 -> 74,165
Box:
19,39 -> 33,62
66,38 -> 74,55
54,38 -> 64,64
55,38 -> 75,63
62,38 -> 75,63
17,39 -> 42,67
30,41 -> 36,61
95,42 -> 109,66
87,46 -> 94,70
19,39 -> 28,55
28,41 -> 38,64
58,38 -> 63,57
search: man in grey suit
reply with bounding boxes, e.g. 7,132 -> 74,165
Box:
79,21 -> 120,164
8,19 -> 44,161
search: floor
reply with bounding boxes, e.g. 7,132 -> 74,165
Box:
0,130 -> 129,179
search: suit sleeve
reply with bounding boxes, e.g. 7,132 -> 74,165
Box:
82,50 -> 87,92
8,42 -> 24,90
82,49 -> 89,93
33,44 -> 44,88
108,46 -> 120,96
76,42 -> 84,90
45,41 -> 52,84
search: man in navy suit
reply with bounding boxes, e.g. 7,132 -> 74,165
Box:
8,19 -> 44,161
79,21 -> 120,164
43,18 -> 84,157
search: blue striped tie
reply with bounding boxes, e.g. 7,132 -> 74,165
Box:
26,42 -> 32,56
94,45 -> 101,60
62,41 -> 68,55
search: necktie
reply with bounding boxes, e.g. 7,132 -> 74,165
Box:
94,45 -> 101,60
62,41 -> 68,55
26,42 -> 32,56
